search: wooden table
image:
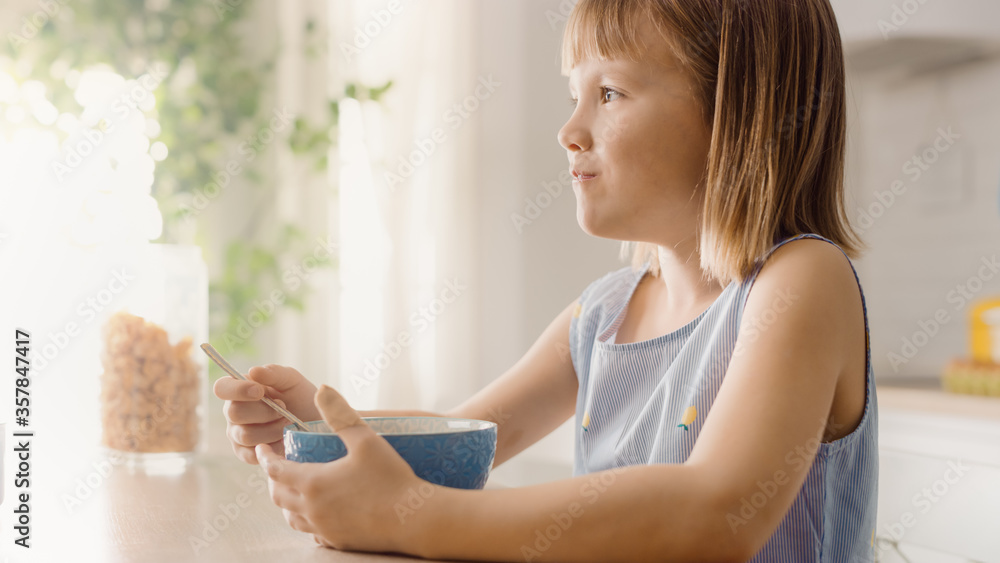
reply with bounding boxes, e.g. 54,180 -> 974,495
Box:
3,450 -> 495,563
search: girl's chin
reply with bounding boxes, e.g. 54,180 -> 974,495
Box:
576,208 -> 622,240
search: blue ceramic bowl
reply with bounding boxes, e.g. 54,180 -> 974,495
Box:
284,417 -> 497,490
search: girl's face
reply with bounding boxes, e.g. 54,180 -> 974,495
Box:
558,25 -> 713,246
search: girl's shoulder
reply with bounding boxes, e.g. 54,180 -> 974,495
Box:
743,235 -> 866,352
750,235 -> 860,292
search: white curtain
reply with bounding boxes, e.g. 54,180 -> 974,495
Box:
266,0 -> 341,399
330,0 -> 480,412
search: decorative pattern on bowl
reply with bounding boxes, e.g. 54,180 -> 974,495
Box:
284,417 -> 497,490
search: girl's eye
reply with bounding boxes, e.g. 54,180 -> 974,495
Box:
568,87 -> 621,109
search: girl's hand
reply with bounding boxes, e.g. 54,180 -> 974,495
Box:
214,364 -> 322,464
256,384 -> 432,555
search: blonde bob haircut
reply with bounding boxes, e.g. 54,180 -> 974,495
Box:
561,0 -> 864,285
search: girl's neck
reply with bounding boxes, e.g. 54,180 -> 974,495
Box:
653,242 -> 726,312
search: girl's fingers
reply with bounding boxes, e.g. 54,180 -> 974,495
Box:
214,377 -> 265,401
269,476 -> 307,513
284,509 -> 315,534
232,443 -> 260,465
227,417 -> 290,447
224,398 -> 287,425
247,364 -> 303,389
313,534 -> 335,548
233,438 -> 283,466
257,443 -> 311,486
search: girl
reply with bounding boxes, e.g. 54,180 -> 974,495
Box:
215,0 -> 877,561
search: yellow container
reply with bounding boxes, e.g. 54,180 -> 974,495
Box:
969,298 -> 1000,363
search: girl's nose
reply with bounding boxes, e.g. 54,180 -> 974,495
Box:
558,117 -> 591,153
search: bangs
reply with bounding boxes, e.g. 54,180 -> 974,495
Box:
560,0 -> 662,76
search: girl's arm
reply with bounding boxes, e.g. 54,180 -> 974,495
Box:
363,299 -> 580,468
447,299 -> 581,468
405,239 -> 863,562
414,462 -> 736,562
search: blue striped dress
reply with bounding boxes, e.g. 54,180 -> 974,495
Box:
569,233 -> 878,562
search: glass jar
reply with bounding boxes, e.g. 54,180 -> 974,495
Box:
98,243 -> 208,466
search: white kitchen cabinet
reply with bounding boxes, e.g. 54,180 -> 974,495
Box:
876,386 -> 1000,563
